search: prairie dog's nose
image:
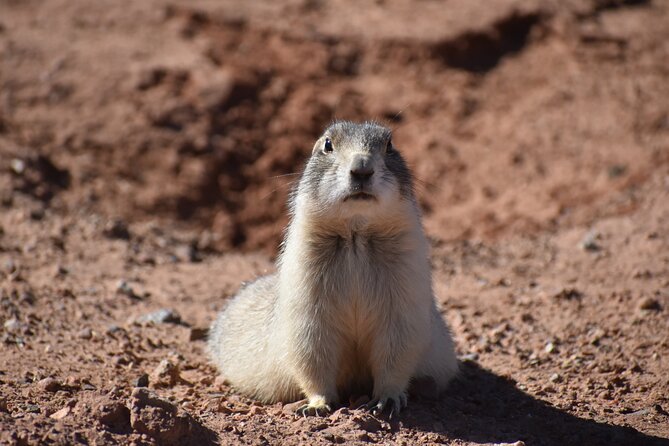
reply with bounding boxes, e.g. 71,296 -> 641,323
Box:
350,155 -> 374,182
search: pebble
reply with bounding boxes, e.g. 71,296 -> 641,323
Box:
103,218 -> 131,240
134,373 -> 149,388
549,373 -> 562,383
353,414 -> 382,433
175,244 -> 200,263
639,297 -> 661,311
10,158 -> 25,175
77,328 -> 93,340
50,405 -> 72,420
545,342 -> 556,354
106,325 -> 125,336
4,259 -> 17,274
282,399 -> 308,414
554,288 -> 583,300
3,318 -> 22,333
188,327 -> 208,341
136,308 -> 182,325
461,352 -> 479,362
580,230 -> 601,251
19,291 -> 36,305
350,430 -> 370,441
54,264 -> 69,277
150,359 -> 181,388
37,377 -> 61,392
116,280 -> 140,299
248,405 -> 264,416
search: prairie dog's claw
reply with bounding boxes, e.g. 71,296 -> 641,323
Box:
296,397 -> 332,417
367,392 -> 407,418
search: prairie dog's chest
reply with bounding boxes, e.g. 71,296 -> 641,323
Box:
317,231 -> 405,306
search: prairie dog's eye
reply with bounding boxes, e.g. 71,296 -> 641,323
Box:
323,137 -> 333,154
386,138 -> 394,154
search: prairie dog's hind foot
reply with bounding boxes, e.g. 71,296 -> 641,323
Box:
367,391 -> 408,418
297,395 -> 334,417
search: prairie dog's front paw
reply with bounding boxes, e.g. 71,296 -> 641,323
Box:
297,395 -> 333,417
367,390 -> 408,418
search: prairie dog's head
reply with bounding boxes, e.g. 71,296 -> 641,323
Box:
295,121 -> 414,222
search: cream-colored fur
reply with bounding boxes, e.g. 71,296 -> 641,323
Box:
208,121 -> 458,415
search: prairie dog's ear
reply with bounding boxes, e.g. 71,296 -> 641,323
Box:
311,136 -> 324,154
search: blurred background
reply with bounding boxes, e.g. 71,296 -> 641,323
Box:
2,0 -> 667,253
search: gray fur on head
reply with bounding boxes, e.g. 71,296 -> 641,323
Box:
292,121 -> 415,220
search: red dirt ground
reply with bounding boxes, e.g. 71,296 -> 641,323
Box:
1,0 -> 668,445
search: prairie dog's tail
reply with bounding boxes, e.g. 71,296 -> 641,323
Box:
207,274 -> 301,403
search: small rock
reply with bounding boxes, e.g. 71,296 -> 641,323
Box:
461,352 -> 479,362
19,290 -> 36,305
116,280 -> 140,300
322,430 -> 337,442
3,318 -> 22,333
188,327 -> 208,341
50,405 -> 72,420
150,359 -> 181,388
29,208 -> 44,221
37,377 -> 61,392
181,401 -> 195,411
106,325 -> 125,336
175,244 -> 200,263
4,259 -> 17,274
77,328 -> 93,340
580,229 -> 601,251
25,404 -> 40,413
545,342 -> 556,354
655,404 -> 669,416
10,159 -> 26,175
103,219 -> 131,240
589,327 -> 607,345
0,397 -> 8,412
607,164 -> 627,178
549,373 -> 562,383
554,288 -> 583,301
95,397 -> 131,431
55,265 -> 69,277
354,415 -> 382,433
129,387 -> 211,446
639,297 -> 661,311
283,399 -> 308,414
248,405 -> 264,416
350,430 -> 370,442
134,373 -> 150,388
137,309 -> 182,325
64,376 -> 80,387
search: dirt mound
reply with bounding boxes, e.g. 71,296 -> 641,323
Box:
2,0 -> 667,252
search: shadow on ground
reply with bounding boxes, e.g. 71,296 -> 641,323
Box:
405,362 -> 669,446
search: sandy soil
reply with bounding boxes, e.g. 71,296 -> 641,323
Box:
1,0 -> 668,445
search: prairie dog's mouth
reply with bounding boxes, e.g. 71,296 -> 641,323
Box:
343,192 -> 376,202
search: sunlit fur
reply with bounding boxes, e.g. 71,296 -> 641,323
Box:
208,121 -> 458,411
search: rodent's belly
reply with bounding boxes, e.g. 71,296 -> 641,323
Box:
335,335 -> 374,396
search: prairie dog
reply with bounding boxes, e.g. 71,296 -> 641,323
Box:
208,121 -> 458,415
